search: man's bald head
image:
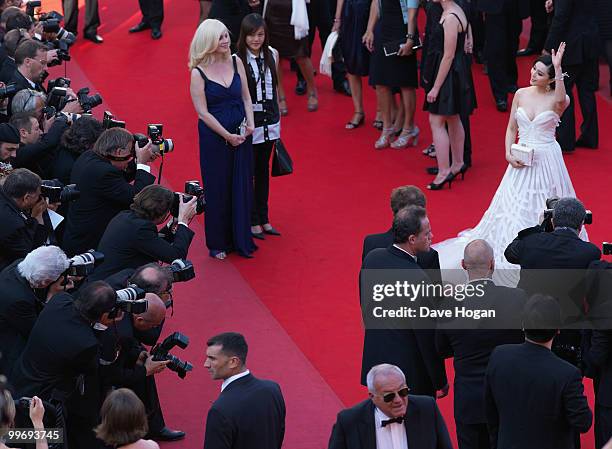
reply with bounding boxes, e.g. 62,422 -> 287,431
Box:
462,239 -> 494,279
132,293 -> 165,331
129,264 -> 172,296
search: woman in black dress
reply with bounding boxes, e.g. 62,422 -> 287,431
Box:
333,0 -> 371,128
422,0 -> 474,190
364,0 -> 420,149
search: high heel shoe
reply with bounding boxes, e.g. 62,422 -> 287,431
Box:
346,112 -> 365,129
375,128 -> 394,149
427,172 -> 455,190
391,126 -> 420,149
451,163 -> 469,180
372,119 -> 383,130
278,96 -> 288,116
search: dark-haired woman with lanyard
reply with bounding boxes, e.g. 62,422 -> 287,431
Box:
237,13 -> 282,239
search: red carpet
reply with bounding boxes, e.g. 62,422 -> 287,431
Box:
46,0 -> 612,447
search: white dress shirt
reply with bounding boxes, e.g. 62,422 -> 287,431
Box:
374,407 -> 409,449
221,369 -> 250,391
245,49 -> 280,144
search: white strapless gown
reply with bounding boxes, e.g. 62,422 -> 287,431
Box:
433,107 -> 587,286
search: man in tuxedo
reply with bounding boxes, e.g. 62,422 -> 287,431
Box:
484,295 -> 592,449
128,0 -> 164,40
362,185 -> 440,283
63,128 -> 157,256
543,0 -> 599,152
208,0 -> 261,47
361,206 -> 448,397
517,0 -> 549,56
584,330 -> 612,449
203,332 -> 286,449
62,0 -> 103,43
477,0 -> 529,111
91,184 -> 196,280
436,239 -> 526,449
328,363 -> 453,449
0,245 -> 70,374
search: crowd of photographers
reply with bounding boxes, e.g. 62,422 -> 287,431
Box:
0,2 -> 203,448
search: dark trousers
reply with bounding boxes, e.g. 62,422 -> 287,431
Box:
557,60 -> 599,151
251,140 -> 274,226
526,0 -> 548,51
484,5 -> 522,101
295,0 -> 346,86
139,0 -> 164,29
470,9 -> 486,61
461,105 -> 472,167
456,422 -> 490,449
62,0 -> 100,35
131,373 -> 166,434
595,403 -> 612,449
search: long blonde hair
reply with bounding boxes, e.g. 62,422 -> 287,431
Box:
188,19 -> 230,70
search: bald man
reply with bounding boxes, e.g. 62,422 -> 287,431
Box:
435,239 -> 527,449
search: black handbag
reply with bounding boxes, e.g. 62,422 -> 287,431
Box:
271,139 -> 293,177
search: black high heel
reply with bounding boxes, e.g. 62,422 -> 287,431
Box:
427,173 -> 455,190
452,163 -> 469,180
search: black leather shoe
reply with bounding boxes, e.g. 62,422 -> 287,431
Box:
334,79 -> 352,97
426,166 -> 439,175
151,28 -> 162,40
151,427 -> 185,442
252,232 -> 265,240
129,22 -> 150,33
496,99 -> 508,112
263,226 -> 281,236
84,33 -> 103,44
295,79 -> 307,96
517,47 -> 537,57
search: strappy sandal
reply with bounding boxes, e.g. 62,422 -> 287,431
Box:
346,112 -> 365,129
278,96 -> 288,116
307,91 -> 318,112
372,119 -> 383,130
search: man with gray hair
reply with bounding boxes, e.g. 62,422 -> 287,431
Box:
328,363 -> 453,449
436,239 -> 526,449
0,245 -> 71,373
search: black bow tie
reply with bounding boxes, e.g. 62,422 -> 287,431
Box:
381,416 -> 404,427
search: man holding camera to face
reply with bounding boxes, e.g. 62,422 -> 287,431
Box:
91,184 -> 196,281
0,167 -> 48,270
63,127 -> 157,256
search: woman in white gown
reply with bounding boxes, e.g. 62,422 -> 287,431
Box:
434,43 -> 586,286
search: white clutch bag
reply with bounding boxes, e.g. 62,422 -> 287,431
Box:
510,143 -> 535,166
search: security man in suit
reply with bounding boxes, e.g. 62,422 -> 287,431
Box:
476,0 -> 529,111
584,328 -> 612,449
361,206 -> 448,397
92,184 -> 196,280
543,0 -> 599,153
436,239 -> 526,449
203,332 -> 286,449
63,127 -> 157,256
484,294 -> 593,449
362,186 -> 441,284
328,363 -> 453,449
129,0 -> 165,40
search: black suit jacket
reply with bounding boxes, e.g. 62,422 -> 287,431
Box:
543,0 -> 599,65
362,229 -> 441,284
0,190 -> 49,271
203,373 -> 285,449
209,0 -> 254,44
0,260 -> 44,374
360,246 -> 447,394
583,330 -> 612,407
11,292 -> 99,401
91,210 -> 194,280
474,0 -> 529,17
63,150 -> 155,256
485,342 -> 592,449
435,280 -> 526,424
0,57 -> 16,83
328,396 -> 453,449
7,69 -> 45,114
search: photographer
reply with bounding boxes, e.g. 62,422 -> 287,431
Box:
0,122 -> 20,164
10,111 -> 69,178
92,184 -> 195,280
51,115 -> 103,185
63,127 -> 157,256
8,40 -> 47,100
0,168 -> 48,271
11,280 -> 121,449
1,390 -> 49,449
0,245 -> 70,374
0,28 -> 25,83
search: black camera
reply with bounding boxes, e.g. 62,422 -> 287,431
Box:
41,179 -> 80,204
77,87 -> 102,113
133,133 -> 149,149
147,124 -> 174,154
47,77 -> 71,91
41,18 -> 61,33
542,197 -> 592,232
604,243 -> 612,256
170,185 -> 206,218
168,259 -> 196,283
109,285 -> 148,318
65,250 -> 104,277
102,111 -> 126,129
47,40 -> 72,67
46,87 -> 69,112
151,332 -> 193,379
25,0 -> 42,17
0,83 -> 18,99
185,180 -> 205,214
